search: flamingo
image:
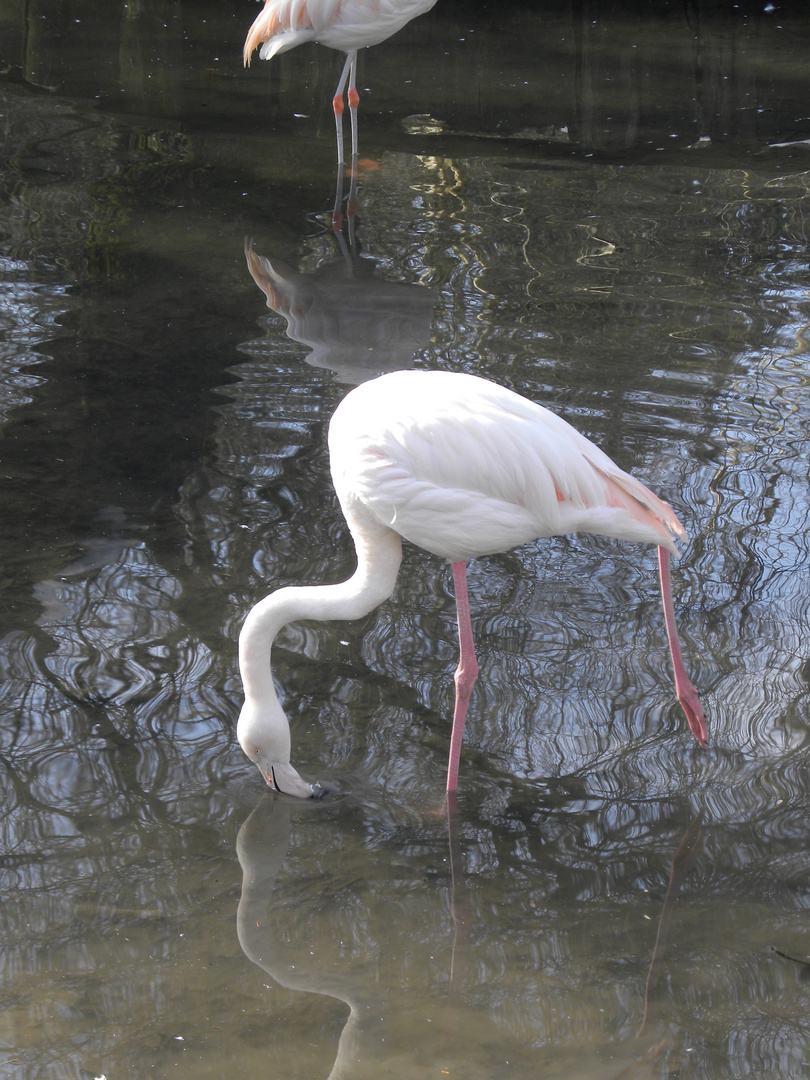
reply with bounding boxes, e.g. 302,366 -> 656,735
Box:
242,0 -> 438,167
238,369 -> 707,798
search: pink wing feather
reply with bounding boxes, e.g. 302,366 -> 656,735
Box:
244,0 -> 317,66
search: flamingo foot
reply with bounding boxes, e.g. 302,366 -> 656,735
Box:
676,682 -> 708,747
657,546 -> 708,747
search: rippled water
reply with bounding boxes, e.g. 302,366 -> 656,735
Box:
2,1 -> 810,1077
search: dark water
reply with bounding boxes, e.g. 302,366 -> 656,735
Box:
2,1 -> 810,1077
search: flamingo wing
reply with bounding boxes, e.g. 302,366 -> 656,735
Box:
244,0 -> 322,66
244,0 -> 437,65
328,370 -> 685,563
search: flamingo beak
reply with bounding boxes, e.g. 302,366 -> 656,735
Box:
265,762 -> 327,799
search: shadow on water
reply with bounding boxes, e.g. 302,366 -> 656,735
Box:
2,0 -> 810,1076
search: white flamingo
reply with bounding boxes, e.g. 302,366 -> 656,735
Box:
243,0 -> 439,165
238,369 -> 707,798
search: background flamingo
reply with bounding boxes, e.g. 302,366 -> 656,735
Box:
243,0 -> 438,167
238,369 -> 707,798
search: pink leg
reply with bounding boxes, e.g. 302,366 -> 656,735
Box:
658,547 -> 707,745
331,86 -> 345,168
331,50 -> 356,169
445,789 -> 471,984
446,561 -> 479,793
346,53 -> 359,164
332,51 -> 358,226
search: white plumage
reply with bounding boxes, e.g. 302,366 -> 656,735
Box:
329,370 -> 683,563
243,0 -> 439,164
238,370 -> 707,799
244,0 -> 438,61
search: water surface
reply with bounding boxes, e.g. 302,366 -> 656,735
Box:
2,2 -> 810,1077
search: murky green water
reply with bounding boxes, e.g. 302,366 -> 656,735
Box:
2,1 -> 810,1077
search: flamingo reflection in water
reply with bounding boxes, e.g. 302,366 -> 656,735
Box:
244,231 -> 433,385
237,368 -> 707,799
243,0 -> 438,167
244,143 -> 434,376
236,795 -> 480,1079
236,796 -> 703,1079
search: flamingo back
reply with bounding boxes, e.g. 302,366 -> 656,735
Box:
328,370 -> 686,564
244,0 -> 438,66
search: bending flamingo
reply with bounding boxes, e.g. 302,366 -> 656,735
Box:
243,0 -> 438,166
238,370 -> 707,798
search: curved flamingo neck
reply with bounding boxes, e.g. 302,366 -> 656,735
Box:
239,524 -> 403,713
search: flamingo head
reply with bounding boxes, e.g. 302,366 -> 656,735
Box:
238,698 -> 327,798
